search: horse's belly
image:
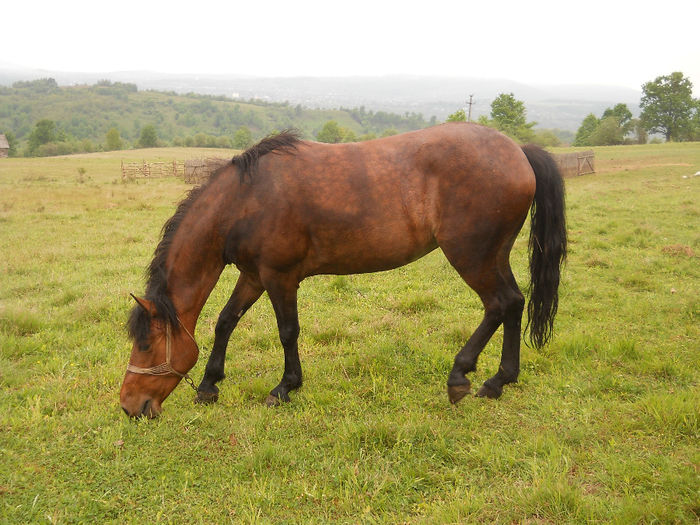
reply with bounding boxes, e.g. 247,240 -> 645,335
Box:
305,221 -> 437,276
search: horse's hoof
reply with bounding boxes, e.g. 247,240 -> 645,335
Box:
476,382 -> 502,399
195,391 -> 219,404
447,381 -> 471,404
265,394 -> 282,407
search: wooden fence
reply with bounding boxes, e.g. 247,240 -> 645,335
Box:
121,160 -> 185,181
121,158 -> 230,183
553,150 -> 595,178
184,158 -> 230,184
121,152 -> 592,184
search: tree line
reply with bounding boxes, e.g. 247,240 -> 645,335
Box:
433,72 -> 698,148
573,72 -> 699,146
3,72 -> 697,156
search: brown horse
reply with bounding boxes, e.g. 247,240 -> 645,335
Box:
120,123 -> 566,418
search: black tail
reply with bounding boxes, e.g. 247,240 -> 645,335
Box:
521,145 -> 567,349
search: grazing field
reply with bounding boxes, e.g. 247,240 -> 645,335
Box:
0,142 -> 698,523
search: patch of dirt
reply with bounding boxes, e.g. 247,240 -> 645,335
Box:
661,244 -> 695,257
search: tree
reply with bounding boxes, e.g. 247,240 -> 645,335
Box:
630,118 -> 648,144
194,133 -> 209,147
13,78 -> 58,94
588,117 -> 625,146
105,127 -> 123,151
574,104 -> 637,146
343,129 -> 357,143
138,124 -> 158,148
476,115 -> 492,127
573,114 -> 600,146
446,109 -> 466,122
26,119 -> 67,155
233,126 -> 253,149
640,72 -> 696,141
28,119 -> 58,151
691,100 -> 700,141
316,120 -> 345,143
489,93 -> 535,142
531,130 -> 562,148
602,103 -> 633,136
216,136 -> 232,148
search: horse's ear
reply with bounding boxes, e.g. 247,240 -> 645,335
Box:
130,294 -> 157,317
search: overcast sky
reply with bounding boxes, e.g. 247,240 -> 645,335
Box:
4,0 -> 699,93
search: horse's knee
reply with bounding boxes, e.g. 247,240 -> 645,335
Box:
214,315 -> 237,339
278,322 -> 300,348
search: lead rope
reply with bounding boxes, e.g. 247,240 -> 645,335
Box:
177,319 -> 200,393
178,316 -> 199,393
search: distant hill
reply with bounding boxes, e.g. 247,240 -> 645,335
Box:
0,66 -> 641,132
0,78 -> 431,155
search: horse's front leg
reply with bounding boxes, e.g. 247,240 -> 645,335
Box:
196,272 -> 263,404
261,272 -> 302,407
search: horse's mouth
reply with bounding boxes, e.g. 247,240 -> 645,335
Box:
140,399 -> 162,419
123,398 -> 160,419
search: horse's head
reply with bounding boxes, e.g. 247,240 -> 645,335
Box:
119,295 -> 198,418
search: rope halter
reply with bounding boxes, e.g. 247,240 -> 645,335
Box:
126,316 -> 199,391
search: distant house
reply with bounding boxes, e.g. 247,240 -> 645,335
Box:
0,134 -> 8,158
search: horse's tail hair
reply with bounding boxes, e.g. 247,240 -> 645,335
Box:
521,144 -> 567,349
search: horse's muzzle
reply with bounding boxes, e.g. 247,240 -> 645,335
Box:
120,396 -> 161,419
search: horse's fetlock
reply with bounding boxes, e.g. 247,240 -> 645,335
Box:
285,373 -> 302,389
501,371 -> 519,385
455,355 -> 477,374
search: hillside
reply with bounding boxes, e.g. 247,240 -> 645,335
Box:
0,66 -> 642,131
0,79 -> 430,154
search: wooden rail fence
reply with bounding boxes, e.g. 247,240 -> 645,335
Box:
184,158 -> 230,184
121,160 -> 185,180
121,158 -> 230,183
553,150 -> 595,178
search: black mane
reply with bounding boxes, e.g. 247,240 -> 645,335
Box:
127,130 -> 302,349
232,129 -> 301,181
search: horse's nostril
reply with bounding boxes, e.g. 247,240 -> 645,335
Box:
122,407 -> 130,417
141,399 -> 151,417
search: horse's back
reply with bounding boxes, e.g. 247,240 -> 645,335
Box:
281,123 -> 534,196
282,123 -> 535,232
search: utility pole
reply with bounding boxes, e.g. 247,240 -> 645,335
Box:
466,94 -> 474,122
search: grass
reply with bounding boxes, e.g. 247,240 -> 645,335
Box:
0,143 -> 698,523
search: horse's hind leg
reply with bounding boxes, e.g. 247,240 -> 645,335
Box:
441,241 -> 524,403
196,272 -> 263,404
475,267 -> 524,399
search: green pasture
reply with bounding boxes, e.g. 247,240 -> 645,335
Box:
0,142 -> 698,523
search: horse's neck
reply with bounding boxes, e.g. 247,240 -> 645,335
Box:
165,205 -> 227,331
